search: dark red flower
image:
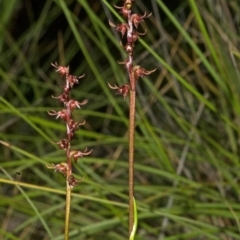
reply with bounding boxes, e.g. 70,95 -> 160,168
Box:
109,21 -> 129,38
130,12 -> 152,28
108,83 -> 130,99
132,65 -> 156,81
70,148 -> 93,163
46,162 -> 69,176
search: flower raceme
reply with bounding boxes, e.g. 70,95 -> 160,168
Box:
108,0 -> 156,95
107,0 -> 157,236
47,63 -> 92,188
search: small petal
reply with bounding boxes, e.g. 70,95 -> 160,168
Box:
46,163 -> 56,170
117,56 -> 132,70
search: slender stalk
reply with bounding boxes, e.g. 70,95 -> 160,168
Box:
128,89 -> 136,235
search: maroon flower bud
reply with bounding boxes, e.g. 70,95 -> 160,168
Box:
55,162 -> 68,176
108,83 -> 130,99
51,62 -> 69,76
130,12 -> 152,28
70,148 -> 93,163
68,175 -> 83,188
120,41 -> 134,53
67,119 -> 86,138
48,109 -> 68,121
109,21 -> 129,38
132,65 -> 156,81
124,43 -> 134,53
66,99 -> 88,110
68,119 -> 85,130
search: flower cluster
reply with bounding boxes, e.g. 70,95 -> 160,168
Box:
47,62 -> 92,188
108,0 -> 156,96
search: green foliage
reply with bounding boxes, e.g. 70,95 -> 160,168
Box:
0,0 -> 240,239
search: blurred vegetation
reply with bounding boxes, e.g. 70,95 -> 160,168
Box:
1,0 -> 240,239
